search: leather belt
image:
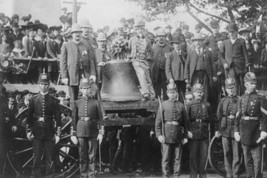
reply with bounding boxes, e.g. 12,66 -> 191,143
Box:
79,117 -> 91,121
165,121 -> 179,126
227,115 -> 235,119
241,116 -> 259,121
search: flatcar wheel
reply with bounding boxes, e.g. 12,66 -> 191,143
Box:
7,105 -> 79,177
208,136 -> 226,177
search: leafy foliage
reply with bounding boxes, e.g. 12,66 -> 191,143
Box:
126,0 -> 267,24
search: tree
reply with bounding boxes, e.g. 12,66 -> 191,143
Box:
126,0 -> 267,30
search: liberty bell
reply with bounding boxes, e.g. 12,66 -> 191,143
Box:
100,60 -> 142,101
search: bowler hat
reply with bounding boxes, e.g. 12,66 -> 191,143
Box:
225,78 -> 236,89
156,28 -> 166,36
71,23 -> 82,34
38,73 -> 50,85
192,83 -> 204,92
244,72 -> 257,83
210,20 -> 219,29
97,32 -> 107,41
227,22 -> 238,32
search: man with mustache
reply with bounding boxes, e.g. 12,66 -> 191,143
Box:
60,23 -> 96,112
151,28 -> 173,100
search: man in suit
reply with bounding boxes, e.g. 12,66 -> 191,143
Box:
128,20 -> 155,100
234,72 -> 267,178
165,25 -> 173,42
166,33 -> 186,103
203,20 -> 223,110
155,83 -> 188,178
60,23 -> 96,111
26,73 -> 61,178
95,32 -> 112,88
220,22 -> 249,95
151,28 -> 173,100
185,34 -> 216,101
70,78 -> 104,178
80,19 -> 97,70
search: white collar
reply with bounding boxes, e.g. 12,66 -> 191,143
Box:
230,38 -> 237,44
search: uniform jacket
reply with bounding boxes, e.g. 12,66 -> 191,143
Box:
220,38 -> 248,74
151,43 -> 173,84
165,49 -> 186,81
155,100 -> 188,144
216,95 -> 239,138
128,36 -> 153,60
72,97 -> 103,138
235,92 -> 267,146
188,100 -> 213,140
60,41 -> 96,86
184,48 -> 215,84
26,93 -> 61,139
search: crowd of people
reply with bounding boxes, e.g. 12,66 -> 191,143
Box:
0,6 -> 267,178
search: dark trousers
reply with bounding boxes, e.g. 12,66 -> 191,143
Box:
78,137 -> 97,178
191,70 -> 209,101
154,69 -> 168,100
106,128 -> 118,171
161,143 -> 182,178
69,86 -> 79,111
32,139 -> 55,178
227,68 -> 245,96
174,80 -> 186,103
189,139 -> 209,178
222,137 -> 242,178
242,144 -> 262,178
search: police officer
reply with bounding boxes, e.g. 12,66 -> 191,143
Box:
215,78 -> 241,178
71,78 -> 104,178
26,73 -> 61,178
187,83 -> 214,178
155,83 -> 188,178
234,72 -> 267,178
